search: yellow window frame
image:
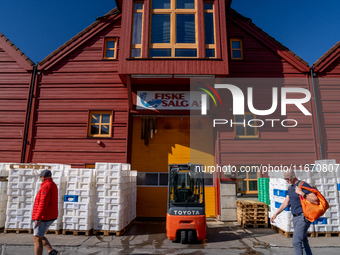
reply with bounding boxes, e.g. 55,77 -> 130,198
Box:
149,0 -> 198,58
234,113 -> 258,138
88,111 -> 112,138
204,1 -> 216,58
236,166 -> 259,195
103,38 -> 117,59
131,1 -> 144,58
230,38 -> 243,60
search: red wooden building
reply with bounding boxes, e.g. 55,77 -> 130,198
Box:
0,33 -> 35,163
312,42 -> 340,161
1,0 -> 329,220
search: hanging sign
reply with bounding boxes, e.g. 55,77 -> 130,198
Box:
137,91 -> 207,110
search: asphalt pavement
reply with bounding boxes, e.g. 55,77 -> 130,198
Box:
1,220 -> 340,254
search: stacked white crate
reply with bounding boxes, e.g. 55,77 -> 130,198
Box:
63,168 -> 95,232
312,169 -> 340,232
5,164 -> 38,230
94,163 -> 137,233
0,163 -> 10,228
35,164 -> 68,231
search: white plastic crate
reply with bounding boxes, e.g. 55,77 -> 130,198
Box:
79,169 -> 93,177
64,202 -> 77,210
327,218 -> 340,225
22,175 -> 36,183
78,196 -> 92,203
63,222 -> 76,230
77,223 -> 92,231
328,224 -> 340,232
329,203 -> 340,211
17,208 -> 32,216
106,203 -> 124,211
76,209 -> 92,217
5,215 -> 16,223
64,208 -> 76,216
325,190 -> 338,197
66,182 -> 77,190
95,163 -> 109,170
324,211 -> 340,218
22,188 -> 35,196
8,175 -> 21,183
49,222 -> 63,230
96,189 -> 106,197
21,202 -> 34,209
104,210 -> 122,218
65,168 -> 79,176
326,197 -> 339,204
94,216 -> 106,224
323,177 -> 337,185
78,182 -> 94,190
66,176 -> 78,183
96,197 -> 106,203
96,176 -> 107,183
76,175 -> 93,183
74,202 -> 92,210
18,182 -> 34,189
105,196 -> 125,204
96,203 -> 105,211
314,224 -> 331,232
19,169 -> 34,176
7,202 -> 19,209
5,222 -> 18,229
72,216 -> 91,224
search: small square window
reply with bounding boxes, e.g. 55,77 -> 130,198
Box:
234,113 -> 258,138
230,38 -> 243,60
103,38 -> 117,59
88,111 -> 112,137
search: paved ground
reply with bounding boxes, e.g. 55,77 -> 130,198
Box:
1,220 -> 340,254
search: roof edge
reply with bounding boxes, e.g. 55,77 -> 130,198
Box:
39,8 -> 119,67
0,32 -> 35,68
228,9 -> 310,69
313,40 -> 340,69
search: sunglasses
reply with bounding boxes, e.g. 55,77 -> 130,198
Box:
284,176 -> 292,180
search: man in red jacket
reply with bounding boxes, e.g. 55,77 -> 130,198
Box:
32,169 -> 59,255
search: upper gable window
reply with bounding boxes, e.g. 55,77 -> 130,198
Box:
230,38 -> 243,60
150,0 -> 197,58
103,38 -> 117,59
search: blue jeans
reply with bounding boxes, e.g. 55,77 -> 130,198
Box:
292,214 -> 312,255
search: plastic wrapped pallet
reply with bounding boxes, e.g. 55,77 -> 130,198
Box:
62,168 -> 94,232
94,163 -> 136,233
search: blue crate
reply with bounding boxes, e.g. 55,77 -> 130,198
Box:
273,189 -> 288,197
313,217 -> 327,225
64,195 -> 78,202
337,183 -> 340,191
275,201 -> 291,211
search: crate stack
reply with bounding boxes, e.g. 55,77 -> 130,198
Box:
0,163 -> 10,229
258,178 -> 270,207
62,168 -> 95,235
236,200 -> 268,228
5,164 -> 38,232
93,163 -> 137,235
35,164 -> 68,232
269,169 -> 340,237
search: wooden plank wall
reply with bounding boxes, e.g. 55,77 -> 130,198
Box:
29,20 -> 129,166
0,47 -> 31,162
216,19 -> 316,179
315,63 -> 340,162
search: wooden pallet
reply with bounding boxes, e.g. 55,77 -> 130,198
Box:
311,231 -> 340,237
0,227 -> 4,233
62,229 -> 93,236
93,219 -> 136,237
236,200 -> 267,209
242,222 -> 268,229
46,229 -> 62,235
271,225 -> 314,238
4,228 -> 33,234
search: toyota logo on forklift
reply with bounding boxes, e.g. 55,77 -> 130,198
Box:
166,163 -> 206,244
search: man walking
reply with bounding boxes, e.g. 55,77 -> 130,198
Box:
32,169 -> 60,255
270,169 -> 319,255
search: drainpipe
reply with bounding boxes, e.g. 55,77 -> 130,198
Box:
21,64 -> 37,163
310,66 -> 323,160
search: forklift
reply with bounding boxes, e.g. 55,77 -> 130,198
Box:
166,163 -> 206,244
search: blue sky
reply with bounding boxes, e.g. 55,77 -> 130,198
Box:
0,0 -> 339,65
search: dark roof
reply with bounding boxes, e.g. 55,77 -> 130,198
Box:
39,8 -> 119,66
0,32 -> 35,66
229,9 -> 309,67
313,40 -> 340,67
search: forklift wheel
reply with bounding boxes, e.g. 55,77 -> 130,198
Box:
188,230 -> 195,243
180,230 -> 188,244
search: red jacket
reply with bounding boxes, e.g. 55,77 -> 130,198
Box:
32,178 -> 58,221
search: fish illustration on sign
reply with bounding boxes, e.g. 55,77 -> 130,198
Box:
139,92 -> 163,108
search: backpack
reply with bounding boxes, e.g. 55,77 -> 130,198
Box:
298,181 -> 330,222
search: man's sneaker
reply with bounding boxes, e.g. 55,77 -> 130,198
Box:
49,249 -> 60,255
